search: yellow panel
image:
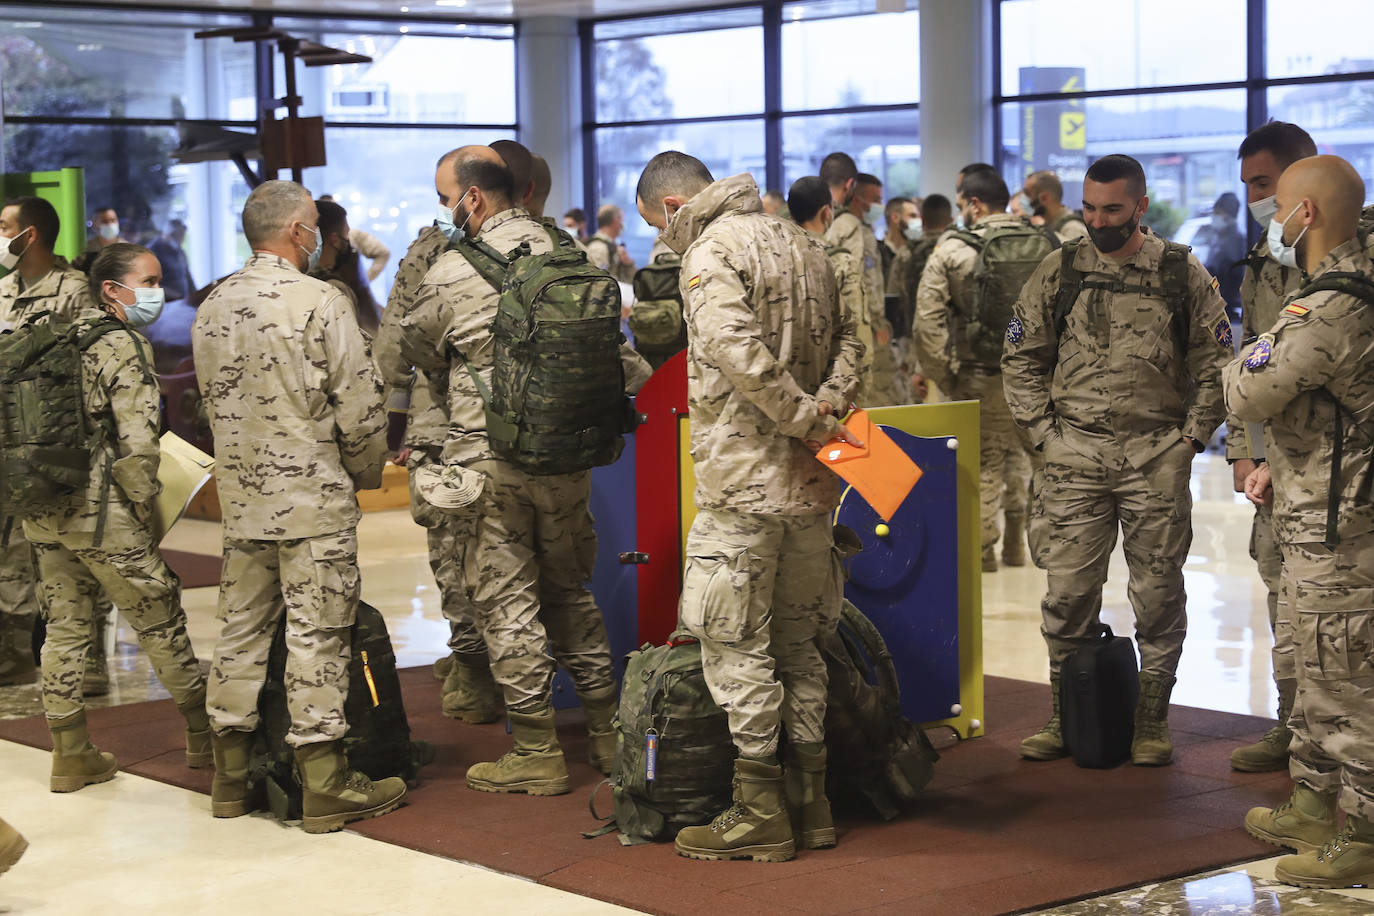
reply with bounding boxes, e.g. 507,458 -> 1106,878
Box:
678,414 -> 696,565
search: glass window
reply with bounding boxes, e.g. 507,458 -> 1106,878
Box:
998,0 -> 1245,97
0,6 -> 256,121
997,89 -> 1247,241
594,120 -> 766,263
593,10 -> 764,122
781,111 -> 920,196
1268,81 -> 1374,199
782,1 -> 919,111
1266,0 -> 1374,80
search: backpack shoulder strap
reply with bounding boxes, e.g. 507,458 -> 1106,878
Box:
1295,272 -> 1374,307
1038,224 -> 1062,251
1160,241 -> 1192,350
451,237 -> 512,294
949,228 -> 984,253
1051,239 -> 1086,339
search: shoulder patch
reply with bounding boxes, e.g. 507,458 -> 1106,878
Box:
687,274 -> 701,290
1283,302 -> 1311,318
1244,334 -> 1273,370
1006,316 -> 1025,345
1209,275 -> 1220,292
1214,316 -> 1233,350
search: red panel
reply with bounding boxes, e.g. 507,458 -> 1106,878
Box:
632,350 -> 689,645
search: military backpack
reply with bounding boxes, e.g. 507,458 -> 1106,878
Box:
628,252 -> 687,369
1050,238 -> 1192,354
455,225 -> 639,476
951,223 -> 1058,364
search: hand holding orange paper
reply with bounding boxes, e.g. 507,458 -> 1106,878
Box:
814,409 -> 923,522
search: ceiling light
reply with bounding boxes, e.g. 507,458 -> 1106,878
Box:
399,25 -> 410,32
435,0 -> 468,7
400,5 -> 409,9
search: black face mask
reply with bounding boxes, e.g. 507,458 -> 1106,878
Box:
1087,203 -> 1141,253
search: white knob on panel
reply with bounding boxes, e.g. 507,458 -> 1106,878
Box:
946,437 -> 958,450
970,719 -> 982,731
950,703 -> 962,716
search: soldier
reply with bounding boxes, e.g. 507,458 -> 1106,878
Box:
1227,121 -> 1318,774
400,146 -> 650,796
916,168 -> 1039,571
562,208 -> 587,241
71,206 -> 126,275
0,197 -> 116,695
25,242 -> 209,793
891,193 -> 955,403
586,204 -> 636,282
820,155 -> 882,404
635,151 -> 863,862
1021,171 -> 1089,243
881,196 -> 918,289
1227,155 -> 1374,889
1003,154 -> 1231,767
760,189 -> 787,217
791,176 -> 867,391
193,180 -> 405,834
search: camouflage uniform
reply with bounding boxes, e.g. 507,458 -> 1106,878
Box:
1050,211 -> 1090,244
24,317 -> 205,719
663,174 -> 863,759
916,212 -> 1036,554
193,253 -> 386,747
1224,237 -> 1374,820
400,208 -> 650,715
1003,232 -> 1231,676
822,238 -> 872,397
372,226 -> 486,663
828,211 -> 899,406
585,231 -> 635,283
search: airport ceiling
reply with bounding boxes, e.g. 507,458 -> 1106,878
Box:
95,0 -> 747,20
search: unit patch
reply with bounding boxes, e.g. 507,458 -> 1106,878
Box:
1244,335 -> 1273,370
1006,316 -> 1025,345
1214,317 -> 1234,350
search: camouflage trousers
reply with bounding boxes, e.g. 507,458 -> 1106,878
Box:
463,459 -> 614,715
1253,504 -> 1293,681
208,531 -> 359,747
950,369 -> 1032,550
678,508 -> 842,760
863,325 -> 908,408
0,519 -> 39,625
28,529 -> 203,720
406,449 -> 485,661
1283,532 -> 1374,819
1038,437 -> 1194,677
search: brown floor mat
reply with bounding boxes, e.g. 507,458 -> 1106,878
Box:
162,549 -> 222,590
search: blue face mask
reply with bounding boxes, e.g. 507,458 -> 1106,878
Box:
296,222 -> 322,273
114,281 -> 165,327
1267,202 -> 1308,269
437,190 -> 475,244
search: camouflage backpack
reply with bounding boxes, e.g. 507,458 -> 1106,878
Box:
951,223 -> 1059,364
586,634 -> 736,844
455,225 -> 639,476
628,252 -> 687,368
1050,238 -> 1191,353
0,311 -> 134,538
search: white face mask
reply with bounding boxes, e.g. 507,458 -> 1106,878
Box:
864,202 -> 884,226
97,222 -> 120,241
1267,203 -> 1308,269
1249,194 -> 1279,228
113,281 -> 165,326
903,219 -> 923,241
0,229 -> 32,272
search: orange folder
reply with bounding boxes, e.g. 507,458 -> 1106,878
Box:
814,409 -> 923,522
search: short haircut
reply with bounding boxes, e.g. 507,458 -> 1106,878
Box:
490,139 -> 534,197
597,204 -> 622,229
530,154 -> 552,201
819,152 -> 858,188
1213,191 -> 1241,217
564,207 -> 586,225
885,196 -> 912,219
635,150 -> 714,207
960,169 -> 1011,211
787,176 -> 832,225
453,150 -> 516,203
316,199 -> 348,239
958,162 -> 996,180
3,196 -> 61,249
1027,170 -> 1063,202
1238,120 -> 1318,170
1084,154 -> 1146,197
856,172 -> 882,189
88,242 -> 152,303
762,189 -> 785,205
242,180 -> 314,247
921,193 -> 953,225
92,205 -> 117,218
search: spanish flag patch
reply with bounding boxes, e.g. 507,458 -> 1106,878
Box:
688,274 -> 701,290
1210,276 -> 1220,292
1283,302 -> 1311,317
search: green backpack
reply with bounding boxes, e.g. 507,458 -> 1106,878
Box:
952,223 -> 1058,364
1050,238 -> 1191,351
587,634 -> 737,844
0,311 -> 132,536
455,225 -> 639,476
628,252 -> 687,368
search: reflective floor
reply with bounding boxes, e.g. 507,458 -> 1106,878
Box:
0,453 -> 1355,914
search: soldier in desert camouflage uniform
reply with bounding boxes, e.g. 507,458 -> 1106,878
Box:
1230,155 -> 1374,889
193,180 -> 405,834
1003,154 -> 1231,768
636,152 -> 863,863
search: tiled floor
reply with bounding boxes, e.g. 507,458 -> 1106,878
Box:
0,452 -> 1350,914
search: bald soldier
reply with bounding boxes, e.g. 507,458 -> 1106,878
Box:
1231,156 -> 1374,889
193,180 -> 406,833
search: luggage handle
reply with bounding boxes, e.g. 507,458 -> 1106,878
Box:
582,779 -> 619,839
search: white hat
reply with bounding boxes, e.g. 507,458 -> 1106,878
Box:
413,463 -> 486,512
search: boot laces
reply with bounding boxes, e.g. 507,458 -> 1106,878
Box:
1261,724 -> 1289,746
344,770 -> 375,793
709,804 -> 747,834
1135,716 -> 1169,740
1317,824 -> 1357,862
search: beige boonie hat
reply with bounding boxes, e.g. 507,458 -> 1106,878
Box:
414,463 -> 486,512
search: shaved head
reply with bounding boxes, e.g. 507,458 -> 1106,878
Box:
1279,155 -> 1365,235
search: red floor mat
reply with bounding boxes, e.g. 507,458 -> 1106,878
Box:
161,549 -> 222,590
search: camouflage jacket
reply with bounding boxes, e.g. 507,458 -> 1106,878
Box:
25,315 -> 162,549
1224,238 -> 1374,544
402,209 -> 652,465
373,225 -> 449,448
0,260 -> 95,328
915,212 -> 1026,386
826,210 -> 886,337
1050,210 -> 1090,244
1002,231 -> 1231,469
586,231 -> 635,282
192,253 -> 386,539
1224,241 -> 1302,460
662,173 -> 864,515
817,231 -> 873,371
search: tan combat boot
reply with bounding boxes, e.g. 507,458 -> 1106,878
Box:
0,615 -> 37,686
440,655 -> 502,724
83,606 -> 111,697
1231,677 -> 1295,773
1019,670 -> 1068,760
1275,815 -> 1374,888
1245,782 -> 1338,853
0,816 -> 28,876
1001,513 -> 1027,568
48,709 -> 117,793
295,742 -> 407,834
433,652 -> 454,681
981,543 -> 998,573
465,704 -> 570,796
210,730 -> 259,818
675,757 -> 796,862
1131,671 -> 1175,766
177,690 -> 213,769
784,742 -> 836,850
579,684 -> 618,776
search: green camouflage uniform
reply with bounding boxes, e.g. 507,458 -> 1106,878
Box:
1224,237 -> 1374,819
193,253 -> 387,747
916,212 -> 1036,554
1003,232 -> 1231,677
664,174 -> 863,759
828,211 -> 899,406
24,318 -> 205,718
400,208 -> 651,715
585,231 -> 635,283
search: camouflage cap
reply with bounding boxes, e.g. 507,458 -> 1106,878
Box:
413,463 -> 486,511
